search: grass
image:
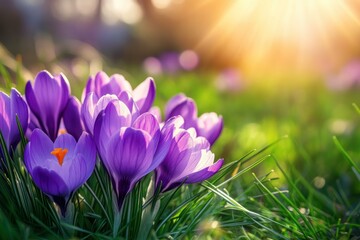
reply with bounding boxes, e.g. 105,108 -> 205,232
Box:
0,59 -> 359,239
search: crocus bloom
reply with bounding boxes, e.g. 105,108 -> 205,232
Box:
0,88 -> 28,157
82,71 -> 155,114
93,101 -> 169,209
25,70 -> 70,141
155,116 -> 224,192
165,93 -> 223,145
24,129 -> 96,216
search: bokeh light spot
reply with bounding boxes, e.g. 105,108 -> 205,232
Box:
179,50 -> 199,70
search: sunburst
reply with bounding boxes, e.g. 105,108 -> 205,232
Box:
194,0 -> 360,76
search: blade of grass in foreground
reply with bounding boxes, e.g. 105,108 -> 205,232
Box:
333,136 -> 360,180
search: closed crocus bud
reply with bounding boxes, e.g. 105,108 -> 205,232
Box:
93,101 -> 165,209
24,129 -> 96,216
165,93 -> 223,145
82,71 -> 156,114
0,88 -> 28,156
196,113 -> 223,146
25,70 -> 70,141
63,96 -> 84,140
155,116 -> 223,192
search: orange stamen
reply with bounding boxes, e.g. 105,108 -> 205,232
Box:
51,148 -> 68,166
58,129 -> 67,135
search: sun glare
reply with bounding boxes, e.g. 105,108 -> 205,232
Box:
195,0 -> 360,76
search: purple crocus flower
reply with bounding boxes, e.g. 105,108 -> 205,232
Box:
25,70 -> 70,141
165,93 -> 223,145
155,116 -> 223,192
0,88 -> 28,157
93,101 -> 169,209
24,129 -> 96,216
82,71 -> 155,114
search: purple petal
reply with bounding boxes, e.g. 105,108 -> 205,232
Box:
100,73 -> 132,96
63,96 -> 83,140
24,129 -> 53,171
193,136 -> 210,151
83,75 -> 95,101
165,96 -> 197,129
25,81 -> 42,127
0,91 -> 10,145
149,106 -> 162,122
94,71 -> 110,96
133,78 -> 155,114
81,92 -> 99,134
58,73 -> 71,114
196,113 -> 223,145
165,93 -> 187,119
93,100 -> 132,160
27,71 -> 70,140
153,116 -> 186,168
31,167 -> 70,197
184,159 -> 224,184
108,128 -> 152,178
33,71 -> 62,139
68,132 -> 96,190
93,95 -> 120,121
132,112 -> 160,138
75,132 -> 96,162
10,89 -> 29,138
118,91 -> 139,118
156,130 -> 193,185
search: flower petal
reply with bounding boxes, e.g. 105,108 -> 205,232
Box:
100,73 -> 132,96
164,93 -> 187,119
82,75 -> 95,101
31,167 -> 69,197
58,73 -> 71,114
33,71 -> 63,139
81,92 -> 98,134
166,96 -> 197,129
149,106 -> 162,122
0,91 -> 10,145
133,77 -> 155,114
25,81 -> 42,127
63,96 -> 83,140
68,133 -> 96,191
118,91 -> 139,119
196,113 -> 223,145
94,71 -> 110,96
25,129 -> 53,170
184,158 -> 224,184
9,89 -> 29,141
132,112 -> 160,138
108,128 -> 152,178
93,100 -> 132,160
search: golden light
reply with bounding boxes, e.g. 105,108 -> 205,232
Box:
194,0 -> 360,76
148,0 -> 360,78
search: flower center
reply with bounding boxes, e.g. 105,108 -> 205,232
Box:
51,148 -> 68,166
58,129 -> 67,135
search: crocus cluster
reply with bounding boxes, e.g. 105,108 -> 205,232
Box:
0,70 -> 224,214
